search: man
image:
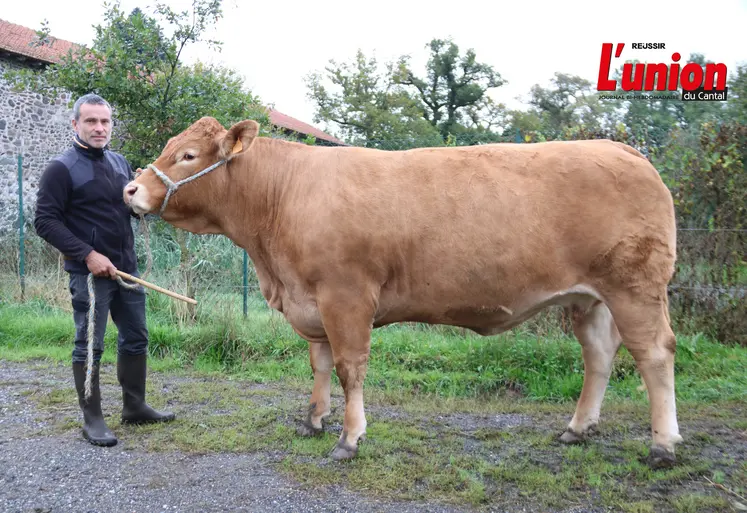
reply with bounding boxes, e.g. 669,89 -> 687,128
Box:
34,93 -> 175,447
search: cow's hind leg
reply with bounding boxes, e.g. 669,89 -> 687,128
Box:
561,300 -> 623,444
608,292 -> 682,468
297,341 -> 334,436
317,288 -> 375,461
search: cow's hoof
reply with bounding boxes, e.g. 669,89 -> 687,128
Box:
330,440 -> 358,461
559,428 -> 586,444
297,421 -> 323,437
648,446 -> 676,469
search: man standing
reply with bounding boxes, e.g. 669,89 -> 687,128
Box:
34,93 -> 175,447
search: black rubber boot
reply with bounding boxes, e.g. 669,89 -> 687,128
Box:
117,353 -> 175,424
72,362 -> 118,447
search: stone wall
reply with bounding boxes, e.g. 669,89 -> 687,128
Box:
0,55 -> 73,236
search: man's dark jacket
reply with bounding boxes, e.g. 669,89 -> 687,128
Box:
34,136 -> 138,275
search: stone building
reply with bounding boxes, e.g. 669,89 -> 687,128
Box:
0,17 -> 345,236
0,19 -> 76,235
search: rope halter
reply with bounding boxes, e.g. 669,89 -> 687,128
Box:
141,153 -> 238,216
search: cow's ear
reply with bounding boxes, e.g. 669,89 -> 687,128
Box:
220,119 -> 259,158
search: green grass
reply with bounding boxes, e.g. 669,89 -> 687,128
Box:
1,299 -> 745,404
2,295 -> 746,512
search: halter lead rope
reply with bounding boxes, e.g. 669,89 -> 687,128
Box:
84,273 -> 144,399
145,154 -> 237,216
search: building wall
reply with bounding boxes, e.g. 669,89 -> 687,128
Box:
0,55 -> 72,235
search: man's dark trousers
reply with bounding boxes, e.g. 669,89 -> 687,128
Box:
69,270 -> 174,449
69,272 -> 148,363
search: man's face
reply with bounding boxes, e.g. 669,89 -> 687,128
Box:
72,103 -> 112,149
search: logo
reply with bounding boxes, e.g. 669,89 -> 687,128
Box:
597,43 -> 728,101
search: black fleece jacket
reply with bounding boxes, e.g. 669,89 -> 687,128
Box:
34,136 -> 138,274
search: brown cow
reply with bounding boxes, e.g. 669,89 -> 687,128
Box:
123,117 -> 683,468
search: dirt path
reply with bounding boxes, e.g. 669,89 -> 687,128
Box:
1,359 -> 743,513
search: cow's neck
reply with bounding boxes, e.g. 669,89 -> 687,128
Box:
216,137 -> 309,264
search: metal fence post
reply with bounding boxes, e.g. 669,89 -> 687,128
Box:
18,154 -> 25,300
243,250 -> 248,318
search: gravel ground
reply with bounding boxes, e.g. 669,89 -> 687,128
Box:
1,436 -> 471,513
6,358 -> 718,513
0,360 -> 546,513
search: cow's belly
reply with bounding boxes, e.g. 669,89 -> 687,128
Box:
470,285 -> 602,335
264,262 -> 602,341
375,284 -> 602,336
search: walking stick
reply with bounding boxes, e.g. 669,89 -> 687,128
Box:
115,270 -> 198,305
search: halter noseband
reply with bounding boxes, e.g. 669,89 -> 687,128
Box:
142,154 -> 237,216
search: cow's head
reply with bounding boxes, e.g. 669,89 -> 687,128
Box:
124,116 -> 259,230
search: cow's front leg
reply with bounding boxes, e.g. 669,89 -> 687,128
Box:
317,289 -> 375,461
297,341 -> 333,436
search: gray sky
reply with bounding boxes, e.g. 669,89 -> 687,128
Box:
5,0 -> 747,135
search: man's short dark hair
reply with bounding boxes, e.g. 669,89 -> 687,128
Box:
73,93 -> 112,121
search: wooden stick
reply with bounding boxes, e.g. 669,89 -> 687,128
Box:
115,270 -> 198,305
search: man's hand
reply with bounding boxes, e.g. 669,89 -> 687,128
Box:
85,250 -> 118,280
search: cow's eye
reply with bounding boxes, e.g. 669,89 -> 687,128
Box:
183,153 -> 195,161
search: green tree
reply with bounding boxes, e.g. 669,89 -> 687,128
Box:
305,49 -> 441,148
394,38 -> 506,139
668,53 -> 729,129
601,53 -> 729,153
526,72 -> 618,139
7,0 -> 269,314
7,0 -> 268,168
108,6 -> 170,66
306,38 -> 509,146
505,110 -> 544,141
654,121 -> 746,344
725,63 -> 747,124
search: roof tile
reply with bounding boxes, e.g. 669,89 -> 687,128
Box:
0,18 -> 79,64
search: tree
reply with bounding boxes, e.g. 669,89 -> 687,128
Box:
670,53 -> 729,129
463,97 -> 509,134
8,0 -> 268,168
654,121 -> 746,345
526,72 -> 618,139
305,49 -> 441,148
394,38 -> 506,139
602,53 -> 727,153
505,110 -> 544,141
7,0 -> 269,315
108,7 -> 170,66
725,63 -> 747,124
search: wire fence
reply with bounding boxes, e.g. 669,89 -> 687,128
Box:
1,130 -> 744,344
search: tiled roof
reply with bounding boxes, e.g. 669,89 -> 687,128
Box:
0,17 -> 346,145
0,18 -> 80,64
267,108 -> 346,146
